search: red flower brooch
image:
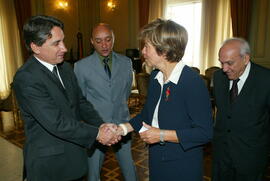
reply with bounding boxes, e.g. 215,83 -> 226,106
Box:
165,86 -> 171,101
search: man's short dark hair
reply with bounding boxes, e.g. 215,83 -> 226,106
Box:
23,15 -> 64,53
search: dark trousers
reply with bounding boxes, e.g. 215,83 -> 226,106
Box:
70,176 -> 86,181
212,159 -> 265,181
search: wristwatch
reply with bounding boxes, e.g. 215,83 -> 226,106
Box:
159,130 -> 165,145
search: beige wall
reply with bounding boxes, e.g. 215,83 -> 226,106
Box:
100,0 -> 139,54
30,0 -> 270,66
249,0 -> 270,68
32,0 -> 139,59
44,0 -> 79,59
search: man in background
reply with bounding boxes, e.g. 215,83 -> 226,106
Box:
212,37 -> 270,181
13,15 -> 119,181
74,23 -> 137,181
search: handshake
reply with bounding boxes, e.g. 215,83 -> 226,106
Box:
96,123 -> 129,146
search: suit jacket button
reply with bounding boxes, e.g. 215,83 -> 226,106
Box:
227,116 -> 231,119
227,129 -> 231,133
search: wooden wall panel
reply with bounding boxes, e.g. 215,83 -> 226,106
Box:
249,0 -> 270,68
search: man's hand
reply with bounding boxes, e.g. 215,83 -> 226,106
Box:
96,123 -> 121,146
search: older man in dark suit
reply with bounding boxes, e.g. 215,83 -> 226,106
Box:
13,15 -> 120,181
212,37 -> 270,181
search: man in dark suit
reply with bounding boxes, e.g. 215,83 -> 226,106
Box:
212,37 -> 270,181
13,15 -> 120,181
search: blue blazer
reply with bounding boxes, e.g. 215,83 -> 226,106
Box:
129,66 -> 213,180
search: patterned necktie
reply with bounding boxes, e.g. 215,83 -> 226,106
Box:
230,78 -> 240,103
103,57 -> 111,78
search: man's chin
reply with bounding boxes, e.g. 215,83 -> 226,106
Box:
57,58 -> 64,63
101,53 -> 110,57
98,50 -> 111,57
227,75 -> 236,80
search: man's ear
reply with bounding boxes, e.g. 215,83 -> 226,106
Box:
90,38 -> 94,45
30,42 -> 40,54
244,54 -> 250,65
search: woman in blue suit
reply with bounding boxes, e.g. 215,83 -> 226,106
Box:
118,18 -> 213,181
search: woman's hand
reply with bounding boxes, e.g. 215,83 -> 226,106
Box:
139,122 -> 161,144
139,122 -> 179,144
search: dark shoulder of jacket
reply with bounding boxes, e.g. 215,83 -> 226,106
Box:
150,69 -> 159,79
182,66 -> 198,77
180,65 -> 201,83
13,57 -> 42,88
251,61 -> 270,75
61,61 -> 73,70
14,56 -> 43,81
16,56 -> 35,72
213,68 -> 225,80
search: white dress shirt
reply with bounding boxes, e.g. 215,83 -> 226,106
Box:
35,56 -> 65,88
151,61 -> 186,128
229,62 -> 250,94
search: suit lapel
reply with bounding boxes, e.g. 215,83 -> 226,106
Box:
31,57 -> 69,100
45,68 -> 67,95
111,52 -> 120,80
57,63 -> 73,101
148,73 -> 161,117
236,63 -> 255,102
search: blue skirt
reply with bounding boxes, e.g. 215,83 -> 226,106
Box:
148,148 -> 203,181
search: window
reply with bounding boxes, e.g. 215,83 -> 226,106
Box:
165,0 -> 202,67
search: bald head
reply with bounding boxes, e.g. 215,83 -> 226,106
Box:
92,23 -> 114,38
220,38 -> 250,58
91,23 -> 114,57
218,38 -> 250,80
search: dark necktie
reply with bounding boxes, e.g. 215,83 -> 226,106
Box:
52,66 -> 60,80
230,78 -> 240,103
52,65 -> 65,88
103,57 -> 111,78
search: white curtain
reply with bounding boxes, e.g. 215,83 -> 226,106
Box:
165,0 -> 202,68
0,0 -> 23,99
199,0 -> 232,72
155,0 -> 232,73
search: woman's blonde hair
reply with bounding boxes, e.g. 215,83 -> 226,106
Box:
140,18 -> 188,62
